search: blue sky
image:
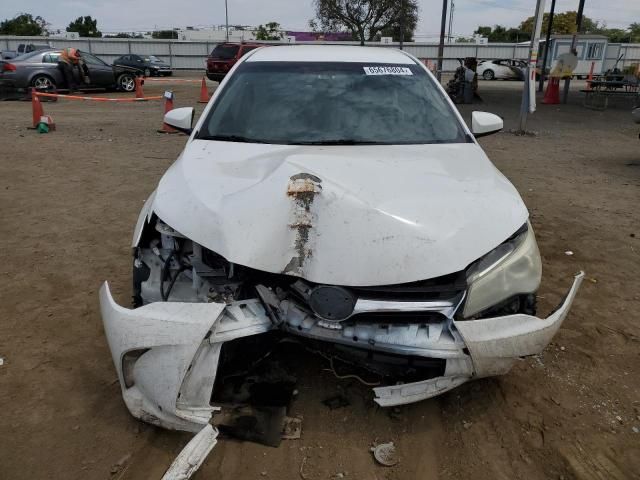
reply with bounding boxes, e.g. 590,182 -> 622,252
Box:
1,0 -> 638,38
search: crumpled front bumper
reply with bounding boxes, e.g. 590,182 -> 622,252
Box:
99,272 -> 583,431
99,282 -> 272,432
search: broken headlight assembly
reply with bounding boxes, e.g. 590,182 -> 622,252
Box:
462,221 -> 542,318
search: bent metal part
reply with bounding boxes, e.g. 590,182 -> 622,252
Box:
100,195 -> 584,431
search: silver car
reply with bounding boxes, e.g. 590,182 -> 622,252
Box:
0,49 -> 139,92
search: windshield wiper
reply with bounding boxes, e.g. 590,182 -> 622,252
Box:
291,139 -> 382,145
199,134 -> 268,144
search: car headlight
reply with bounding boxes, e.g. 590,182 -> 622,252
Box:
462,221 -> 542,318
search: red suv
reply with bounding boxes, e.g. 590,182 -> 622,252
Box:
206,43 -> 263,82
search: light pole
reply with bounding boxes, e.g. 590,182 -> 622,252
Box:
437,0 -> 448,81
538,0 -> 556,92
225,0 -> 229,42
447,0 -> 455,43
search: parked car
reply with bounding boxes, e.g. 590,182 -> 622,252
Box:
1,43 -> 50,60
206,42 -> 263,81
0,49 -> 140,92
477,59 -> 526,80
99,45 -> 583,433
113,54 -> 172,77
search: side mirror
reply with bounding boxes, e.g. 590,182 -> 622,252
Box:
471,111 -> 503,138
164,107 -> 195,134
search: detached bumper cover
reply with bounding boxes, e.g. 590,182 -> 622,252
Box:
373,272 -> 584,406
454,271 -> 584,377
100,273 -> 583,430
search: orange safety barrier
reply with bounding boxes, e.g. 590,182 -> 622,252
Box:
34,92 -> 162,101
143,78 -> 202,83
30,91 -> 163,131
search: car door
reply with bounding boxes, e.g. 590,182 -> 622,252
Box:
81,52 -> 115,87
130,55 -> 147,73
116,54 -> 131,67
493,60 -> 511,79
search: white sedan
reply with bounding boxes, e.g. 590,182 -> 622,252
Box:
477,59 -> 527,80
99,45 -> 582,433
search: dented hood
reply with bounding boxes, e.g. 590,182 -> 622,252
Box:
151,140 -> 528,286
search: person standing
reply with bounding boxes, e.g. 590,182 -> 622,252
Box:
57,48 -> 87,93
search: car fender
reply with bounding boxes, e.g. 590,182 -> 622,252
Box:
132,190 -> 157,248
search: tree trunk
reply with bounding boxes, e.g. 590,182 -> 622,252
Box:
358,26 -> 365,45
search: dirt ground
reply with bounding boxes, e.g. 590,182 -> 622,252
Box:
0,75 -> 639,480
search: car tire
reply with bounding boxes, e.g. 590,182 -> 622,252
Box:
483,70 -> 495,80
117,73 -> 136,92
31,74 -> 56,90
144,68 -> 151,77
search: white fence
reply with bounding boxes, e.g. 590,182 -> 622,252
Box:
1,35 -> 639,73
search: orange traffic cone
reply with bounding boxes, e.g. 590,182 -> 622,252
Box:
135,76 -> 145,99
158,91 -> 178,134
31,89 -> 44,128
542,77 -> 560,104
198,77 -> 210,103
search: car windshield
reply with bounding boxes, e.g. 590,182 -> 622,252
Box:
146,55 -> 162,63
197,61 -> 469,145
211,44 -> 239,59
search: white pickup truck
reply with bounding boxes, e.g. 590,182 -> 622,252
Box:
1,43 -> 51,60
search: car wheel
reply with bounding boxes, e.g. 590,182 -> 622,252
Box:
483,70 -> 495,80
31,74 -> 56,90
144,68 -> 151,77
118,73 -> 136,92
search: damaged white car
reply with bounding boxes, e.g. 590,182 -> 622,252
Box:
99,45 -> 583,434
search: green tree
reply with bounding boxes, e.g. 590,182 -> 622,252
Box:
152,30 -> 178,39
379,9 -> 417,43
519,11 -> 601,36
0,13 -> 48,36
255,22 -> 283,40
67,16 -> 102,37
630,23 -> 640,42
473,25 -> 529,42
312,0 -> 419,45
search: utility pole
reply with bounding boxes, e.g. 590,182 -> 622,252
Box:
447,0 -> 455,43
437,0 -> 448,81
562,0 -> 585,103
518,0 -> 546,132
538,0 -> 556,92
225,0 -> 229,42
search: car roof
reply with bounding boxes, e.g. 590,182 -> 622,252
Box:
246,45 -> 414,64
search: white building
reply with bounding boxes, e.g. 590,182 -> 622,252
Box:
176,26 -> 258,42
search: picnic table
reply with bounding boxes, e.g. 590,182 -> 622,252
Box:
582,77 -> 640,110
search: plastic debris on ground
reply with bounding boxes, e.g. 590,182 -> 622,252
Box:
161,424 -> 218,480
371,441 -> 398,467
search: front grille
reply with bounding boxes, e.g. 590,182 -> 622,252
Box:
350,270 -> 467,301
346,311 -> 449,325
